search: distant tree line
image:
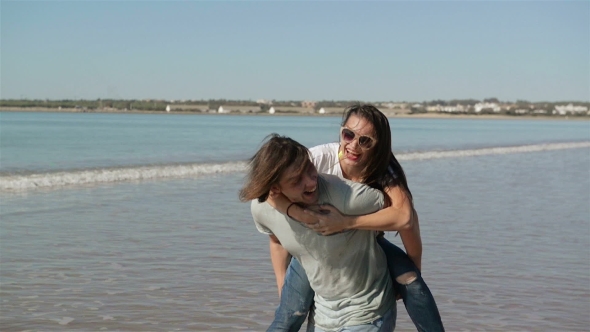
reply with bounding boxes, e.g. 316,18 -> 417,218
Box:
1,98 -> 588,115
313,100 -> 367,110
0,99 -> 171,111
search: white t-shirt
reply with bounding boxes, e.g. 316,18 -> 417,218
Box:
251,174 -> 393,331
310,142 -> 343,177
311,142 -> 396,179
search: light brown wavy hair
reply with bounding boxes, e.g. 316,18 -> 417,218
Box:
239,134 -> 311,203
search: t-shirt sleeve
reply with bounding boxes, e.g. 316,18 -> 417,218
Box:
250,200 -> 273,235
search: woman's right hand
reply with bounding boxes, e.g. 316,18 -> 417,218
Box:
304,204 -> 353,235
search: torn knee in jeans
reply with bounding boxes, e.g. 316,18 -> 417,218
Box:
396,271 -> 418,285
293,311 -> 307,316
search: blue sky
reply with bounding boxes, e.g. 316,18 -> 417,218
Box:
1,1 -> 588,102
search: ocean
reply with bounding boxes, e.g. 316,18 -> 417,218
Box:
1,111 -> 589,331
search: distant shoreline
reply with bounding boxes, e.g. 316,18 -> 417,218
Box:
1,106 -> 587,121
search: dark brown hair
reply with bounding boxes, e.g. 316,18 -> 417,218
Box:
239,134 -> 311,203
341,103 -> 412,200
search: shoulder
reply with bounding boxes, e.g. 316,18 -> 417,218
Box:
319,175 -> 384,215
251,199 -> 281,221
320,174 -> 375,194
309,142 -> 339,157
250,200 -> 283,235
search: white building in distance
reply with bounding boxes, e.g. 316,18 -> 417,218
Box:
553,104 -> 588,115
426,104 -> 466,113
474,102 -> 501,113
441,105 -> 466,113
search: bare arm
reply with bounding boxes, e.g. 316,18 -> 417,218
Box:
306,186 -> 423,269
267,185 -> 423,269
305,185 -> 414,233
269,235 -> 291,297
399,208 -> 422,271
346,186 -> 414,231
266,192 -> 320,225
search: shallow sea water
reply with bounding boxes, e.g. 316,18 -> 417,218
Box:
2,147 -> 589,331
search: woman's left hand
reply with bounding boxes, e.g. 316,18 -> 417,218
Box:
304,204 -> 352,236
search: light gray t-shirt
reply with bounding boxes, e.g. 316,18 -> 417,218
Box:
251,174 -> 394,331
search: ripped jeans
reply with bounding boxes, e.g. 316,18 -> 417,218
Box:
267,237 -> 445,332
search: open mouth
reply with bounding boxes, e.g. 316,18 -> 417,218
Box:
303,187 -> 317,197
345,150 -> 361,161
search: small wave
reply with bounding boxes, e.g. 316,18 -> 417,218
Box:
397,141 -> 590,161
1,142 -> 588,191
0,161 -> 248,191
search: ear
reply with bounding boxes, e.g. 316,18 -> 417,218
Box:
270,184 -> 281,195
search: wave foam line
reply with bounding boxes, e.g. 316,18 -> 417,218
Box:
1,141 -> 588,191
0,161 -> 248,191
397,141 -> 590,161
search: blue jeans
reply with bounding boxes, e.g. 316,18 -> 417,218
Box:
268,257 -> 315,332
268,238 -> 444,332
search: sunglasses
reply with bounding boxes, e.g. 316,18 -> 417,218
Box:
340,127 -> 376,150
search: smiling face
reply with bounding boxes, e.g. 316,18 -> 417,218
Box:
339,114 -> 378,177
271,158 -> 319,206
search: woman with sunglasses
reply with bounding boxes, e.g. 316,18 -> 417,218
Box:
266,104 -> 444,331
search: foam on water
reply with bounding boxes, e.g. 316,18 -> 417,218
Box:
1,141 -> 588,191
0,161 -> 248,191
397,141 -> 590,161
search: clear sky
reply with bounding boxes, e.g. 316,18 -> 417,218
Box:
1,1 -> 588,102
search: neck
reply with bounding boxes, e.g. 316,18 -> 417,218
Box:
340,162 -> 363,183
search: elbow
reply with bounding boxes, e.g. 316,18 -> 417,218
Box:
384,187 -> 416,231
396,207 -> 415,231
398,220 -> 413,231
